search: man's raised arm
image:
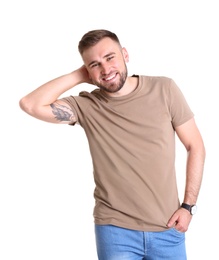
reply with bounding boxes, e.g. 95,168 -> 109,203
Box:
19,66 -> 92,124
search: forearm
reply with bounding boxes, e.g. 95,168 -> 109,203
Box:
167,143 -> 205,230
20,70 -> 84,108
183,145 -> 206,204
19,66 -> 92,123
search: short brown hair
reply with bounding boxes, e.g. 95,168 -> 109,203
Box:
78,29 -> 121,55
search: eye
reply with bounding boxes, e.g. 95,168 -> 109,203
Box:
90,63 -> 99,68
107,55 -> 114,61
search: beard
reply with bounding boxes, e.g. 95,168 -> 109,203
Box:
93,65 -> 128,93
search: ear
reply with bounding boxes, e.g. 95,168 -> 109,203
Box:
122,47 -> 129,62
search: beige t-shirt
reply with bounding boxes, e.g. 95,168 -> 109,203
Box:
62,75 -> 194,231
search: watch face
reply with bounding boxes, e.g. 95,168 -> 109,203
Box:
191,205 -> 197,215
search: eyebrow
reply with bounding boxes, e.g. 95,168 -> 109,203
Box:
88,52 -> 116,67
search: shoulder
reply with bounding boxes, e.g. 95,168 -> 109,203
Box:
140,75 -> 174,85
138,75 -> 178,95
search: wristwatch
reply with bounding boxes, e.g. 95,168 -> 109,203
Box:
181,203 -> 197,215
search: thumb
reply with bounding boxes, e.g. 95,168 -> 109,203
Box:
167,215 -> 177,228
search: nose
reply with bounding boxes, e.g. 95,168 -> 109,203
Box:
101,63 -> 110,75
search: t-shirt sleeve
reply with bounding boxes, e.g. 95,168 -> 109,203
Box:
168,79 -> 194,128
60,93 -> 93,126
59,96 -> 81,126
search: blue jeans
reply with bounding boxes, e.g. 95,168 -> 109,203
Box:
95,224 -> 186,260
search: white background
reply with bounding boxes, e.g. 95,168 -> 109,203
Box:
0,0 -> 218,259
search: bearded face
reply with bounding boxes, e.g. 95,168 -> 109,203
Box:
82,37 -> 129,95
92,64 -> 128,93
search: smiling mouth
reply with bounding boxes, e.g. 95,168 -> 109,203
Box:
103,73 -> 117,81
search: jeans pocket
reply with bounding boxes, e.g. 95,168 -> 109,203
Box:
172,227 -> 185,235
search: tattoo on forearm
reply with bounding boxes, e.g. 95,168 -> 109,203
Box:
50,103 -> 76,122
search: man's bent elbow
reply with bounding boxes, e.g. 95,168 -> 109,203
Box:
19,97 -> 32,114
19,97 -> 41,118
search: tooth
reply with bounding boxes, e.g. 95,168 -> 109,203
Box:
106,75 -> 115,80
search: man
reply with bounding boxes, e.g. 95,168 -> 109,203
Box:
19,29 -> 205,259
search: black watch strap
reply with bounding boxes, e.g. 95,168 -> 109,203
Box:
181,203 -> 197,215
